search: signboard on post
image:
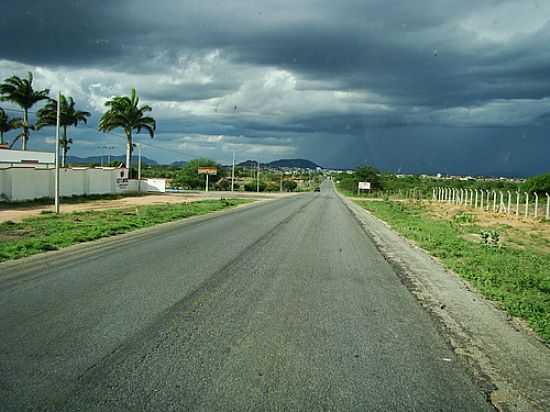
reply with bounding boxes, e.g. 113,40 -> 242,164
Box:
198,167 -> 217,176
198,166 -> 218,192
116,168 -> 129,191
358,181 -> 371,190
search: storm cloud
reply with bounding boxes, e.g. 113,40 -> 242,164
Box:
0,0 -> 549,175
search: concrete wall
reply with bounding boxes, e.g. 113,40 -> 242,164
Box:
143,178 -> 167,193
0,167 -> 133,201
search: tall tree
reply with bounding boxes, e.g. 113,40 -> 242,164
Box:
98,88 -> 155,174
37,95 -> 91,167
0,72 -> 49,150
0,107 -> 20,145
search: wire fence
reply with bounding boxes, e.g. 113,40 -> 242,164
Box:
356,187 -> 550,221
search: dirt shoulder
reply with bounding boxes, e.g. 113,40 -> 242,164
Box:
340,194 -> 550,411
0,191 -> 298,222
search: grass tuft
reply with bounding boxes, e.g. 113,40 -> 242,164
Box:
356,200 -> 550,343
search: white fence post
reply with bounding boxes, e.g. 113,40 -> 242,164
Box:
507,191 -> 512,215
516,191 -> 520,218
534,193 -> 539,219
475,190 -> 479,209
525,192 -> 529,218
480,189 -> 484,209
546,193 -> 550,220
492,190 -> 497,212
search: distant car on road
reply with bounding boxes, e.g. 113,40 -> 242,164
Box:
314,187 -> 321,192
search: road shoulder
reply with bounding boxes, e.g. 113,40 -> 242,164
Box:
340,194 -> 550,412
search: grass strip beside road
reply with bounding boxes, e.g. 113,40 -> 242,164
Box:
0,198 -> 251,263
355,200 -> 550,343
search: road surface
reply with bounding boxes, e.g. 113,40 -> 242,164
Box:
0,182 -> 491,411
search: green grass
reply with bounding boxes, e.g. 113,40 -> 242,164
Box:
356,200 -> 550,343
0,198 -> 250,262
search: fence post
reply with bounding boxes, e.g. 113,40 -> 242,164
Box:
507,191 -> 512,215
480,189 -> 484,209
516,191 -> 520,218
486,190 -> 491,211
475,190 -> 479,209
525,192 -> 529,218
534,193 -> 539,219
546,193 -> 550,220
498,191 -> 504,213
492,191 -> 497,212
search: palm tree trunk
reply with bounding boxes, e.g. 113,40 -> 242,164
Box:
126,131 -> 133,177
22,109 -> 28,151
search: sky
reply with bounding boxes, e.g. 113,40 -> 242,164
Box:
0,0 -> 549,176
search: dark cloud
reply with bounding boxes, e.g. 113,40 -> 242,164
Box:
0,0 -> 549,174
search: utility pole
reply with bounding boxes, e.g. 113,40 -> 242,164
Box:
137,143 -> 142,192
231,151 -> 235,192
137,143 -> 142,180
99,146 -> 104,167
280,172 -> 283,192
256,161 -> 260,193
205,173 -> 209,193
54,92 -> 61,214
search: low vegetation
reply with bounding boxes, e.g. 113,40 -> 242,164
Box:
0,198 -> 250,262
355,199 -> 550,342
335,164 -> 550,198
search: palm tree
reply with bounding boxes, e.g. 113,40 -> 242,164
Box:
37,95 -> 91,167
0,72 -> 49,150
98,88 -> 155,174
0,108 -> 20,145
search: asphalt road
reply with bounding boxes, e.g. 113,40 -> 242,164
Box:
0,182 -> 491,411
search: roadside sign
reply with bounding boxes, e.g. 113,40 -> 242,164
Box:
198,166 -> 217,192
358,181 -> 371,190
198,166 -> 218,175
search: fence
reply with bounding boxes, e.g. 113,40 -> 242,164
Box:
357,187 -> 550,221
432,187 -> 549,220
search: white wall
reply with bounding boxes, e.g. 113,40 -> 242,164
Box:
0,167 -> 134,201
0,149 -> 54,165
143,178 -> 167,193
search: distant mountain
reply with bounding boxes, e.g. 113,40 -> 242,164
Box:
237,160 -> 261,168
237,158 -> 322,169
170,160 -> 187,167
67,155 -> 158,166
268,158 -> 322,169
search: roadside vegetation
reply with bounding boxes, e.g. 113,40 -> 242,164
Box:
355,199 -> 550,343
337,165 -> 523,198
0,198 -> 250,262
140,159 -> 320,192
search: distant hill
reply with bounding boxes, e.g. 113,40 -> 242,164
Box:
237,158 -> 322,169
268,158 -> 322,169
170,160 -> 187,167
67,155 -> 158,166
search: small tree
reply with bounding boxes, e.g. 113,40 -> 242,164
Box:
0,72 -> 49,150
355,165 -> 382,190
172,158 -> 222,189
282,180 -> 298,192
98,88 -> 155,175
